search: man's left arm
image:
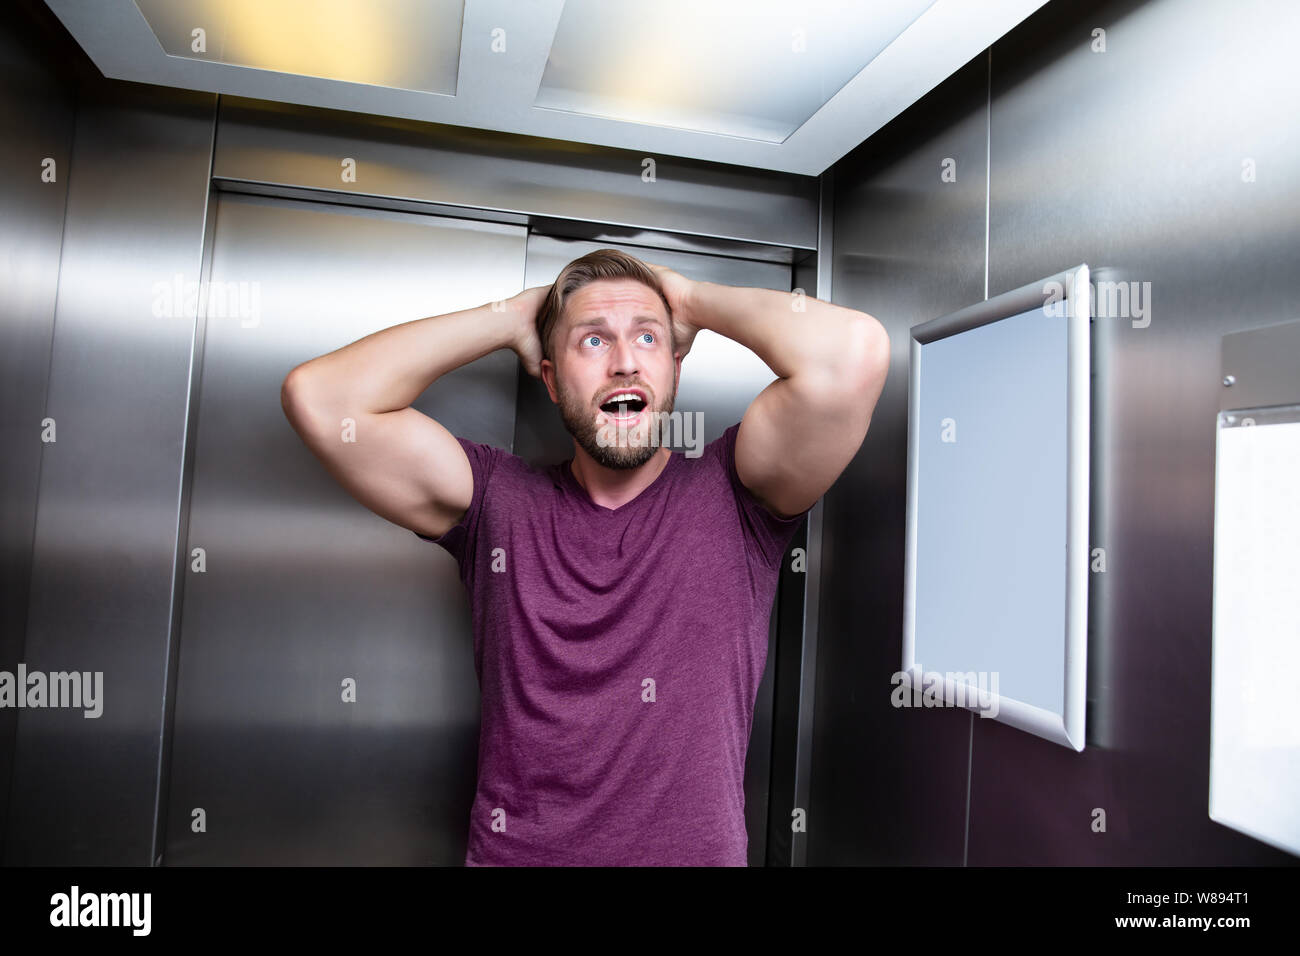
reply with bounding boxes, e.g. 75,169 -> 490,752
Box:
679,279 -> 890,519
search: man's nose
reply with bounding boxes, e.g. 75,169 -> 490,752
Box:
609,336 -> 638,375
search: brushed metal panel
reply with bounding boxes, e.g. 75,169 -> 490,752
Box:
212,96 -> 821,250
0,3 -> 77,864
765,513 -> 812,866
973,0 -> 1300,864
6,81 -> 217,865
777,203 -> 831,868
163,194 -> 525,864
518,233 -> 798,865
819,54 -> 990,865
1221,319 -> 1300,412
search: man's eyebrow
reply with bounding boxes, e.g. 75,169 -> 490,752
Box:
569,314 -> 666,334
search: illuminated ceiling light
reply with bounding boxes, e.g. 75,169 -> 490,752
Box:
535,0 -> 936,141
133,0 -> 464,94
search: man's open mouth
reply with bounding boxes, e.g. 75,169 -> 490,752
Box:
599,390 -> 648,417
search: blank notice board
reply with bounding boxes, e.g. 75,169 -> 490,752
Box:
903,264 -> 1090,751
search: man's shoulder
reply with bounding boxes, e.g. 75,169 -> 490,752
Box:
685,423 -> 741,472
670,425 -> 744,503
458,438 -> 568,493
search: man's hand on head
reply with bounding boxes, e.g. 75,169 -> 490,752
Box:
646,263 -> 701,361
508,284 -> 550,379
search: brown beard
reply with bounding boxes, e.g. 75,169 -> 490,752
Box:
556,369 -> 678,471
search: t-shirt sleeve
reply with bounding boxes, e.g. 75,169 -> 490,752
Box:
413,436 -> 502,587
718,421 -> 813,571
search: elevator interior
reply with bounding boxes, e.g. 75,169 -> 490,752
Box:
6,0 -> 1299,868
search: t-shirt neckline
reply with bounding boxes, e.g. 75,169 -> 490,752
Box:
562,448 -> 679,515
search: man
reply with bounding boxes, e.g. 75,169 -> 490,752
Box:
281,248 -> 889,865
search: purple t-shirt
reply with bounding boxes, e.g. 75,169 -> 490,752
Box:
416,422 -> 810,865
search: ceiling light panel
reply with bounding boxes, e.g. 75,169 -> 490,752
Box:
49,0 -> 1052,174
535,0 -> 937,142
132,0 -> 464,94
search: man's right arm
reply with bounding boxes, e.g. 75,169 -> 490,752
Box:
279,288 -> 546,540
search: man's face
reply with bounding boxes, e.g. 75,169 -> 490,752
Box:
541,278 -> 681,470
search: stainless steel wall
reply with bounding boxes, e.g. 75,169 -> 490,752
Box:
819,59 -> 988,866
211,96 -> 820,252
0,2 -> 78,864
4,78 -> 217,865
162,196 -> 526,865
822,0 -> 1300,864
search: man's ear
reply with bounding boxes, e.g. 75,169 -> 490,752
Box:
540,359 -> 558,403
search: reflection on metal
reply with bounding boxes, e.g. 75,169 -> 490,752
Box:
6,80 -> 218,866
0,3 -> 78,866
163,194 -> 525,864
823,53 -> 990,867
211,96 -> 821,251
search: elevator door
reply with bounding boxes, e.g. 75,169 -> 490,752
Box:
163,193 -> 525,864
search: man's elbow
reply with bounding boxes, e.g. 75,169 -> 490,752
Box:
846,314 -> 890,394
280,365 -> 322,431
794,313 -> 889,403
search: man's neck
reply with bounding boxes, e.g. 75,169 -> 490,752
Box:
570,445 -> 672,510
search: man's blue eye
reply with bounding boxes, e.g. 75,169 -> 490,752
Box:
640,332 -> 654,344
585,335 -> 601,347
